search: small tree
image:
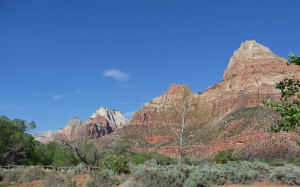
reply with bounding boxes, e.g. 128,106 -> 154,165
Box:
160,86 -> 208,165
262,53 -> 300,146
57,135 -> 104,167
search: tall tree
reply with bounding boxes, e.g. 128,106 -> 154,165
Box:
0,116 -> 36,164
160,87 -> 207,165
262,53 -> 300,145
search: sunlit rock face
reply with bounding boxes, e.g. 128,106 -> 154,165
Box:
130,40 -> 300,125
33,106 -> 129,143
33,129 -> 63,144
90,106 -> 129,129
125,40 -> 300,159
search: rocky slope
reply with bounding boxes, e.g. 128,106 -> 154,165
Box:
126,40 -> 300,159
33,106 -> 128,143
130,40 -> 300,125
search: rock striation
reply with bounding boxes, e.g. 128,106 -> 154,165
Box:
79,106 -> 129,139
126,40 -> 300,159
130,40 -> 300,125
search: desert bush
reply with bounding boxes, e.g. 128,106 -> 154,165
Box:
86,169 -> 119,187
20,166 -> 46,182
130,160 -> 186,187
131,152 -> 176,166
100,154 -> 130,174
43,171 -> 76,187
133,167 -> 184,187
270,165 -> 300,185
71,163 -> 87,174
2,168 -> 23,183
215,148 -> 234,164
222,161 -> 269,184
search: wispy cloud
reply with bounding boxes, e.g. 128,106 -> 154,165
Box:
124,111 -> 136,118
73,89 -> 81,95
53,95 -> 66,100
118,102 -> 127,105
102,69 -> 130,82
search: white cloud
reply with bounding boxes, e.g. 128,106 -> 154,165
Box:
123,111 -> 136,118
102,69 -> 130,81
53,95 -> 66,100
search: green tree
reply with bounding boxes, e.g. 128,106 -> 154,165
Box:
0,116 -> 36,164
100,154 -> 130,174
53,146 -> 80,166
262,53 -> 300,146
30,142 -> 58,165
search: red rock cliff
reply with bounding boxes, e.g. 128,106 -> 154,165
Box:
130,40 -> 300,125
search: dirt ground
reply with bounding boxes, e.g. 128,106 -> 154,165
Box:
5,174 -> 90,187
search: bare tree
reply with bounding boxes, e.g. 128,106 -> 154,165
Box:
160,86 -> 208,165
57,134 -> 105,167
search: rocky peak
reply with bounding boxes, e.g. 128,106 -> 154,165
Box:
223,40 -> 281,80
63,117 -> 83,130
164,83 -> 188,95
152,84 -> 188,104
90,106 -> 129,128
62,117 -> 84,140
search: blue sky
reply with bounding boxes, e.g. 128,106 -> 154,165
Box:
1,1 -> 299,133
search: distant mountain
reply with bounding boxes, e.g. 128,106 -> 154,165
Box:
33,106 -> 129,143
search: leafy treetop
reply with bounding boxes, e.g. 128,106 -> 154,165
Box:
262,53 -> 300,146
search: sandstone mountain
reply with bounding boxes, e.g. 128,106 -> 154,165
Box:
130,40 -> 300,125
33,106 -> 129,143
116,40 -> 300,159
79,106 -> 129,139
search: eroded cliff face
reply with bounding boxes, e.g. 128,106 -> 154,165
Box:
62,117 -> 84,140
130,40 -> 300,125
125,40 -> 300,159
33,106 -> 129,143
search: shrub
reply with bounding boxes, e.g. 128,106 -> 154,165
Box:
2,168 -> 23,182
131,152 -> 176,166
43,172 -> 77,187
71,163 -> 87,175
270,165 -> 300,185
86,169 -> 119,187
0,168 -> 4,181
20,166 -> 46,182
215,148 -> 234,164
133,167 -> 184,187
100,154 -> 130,174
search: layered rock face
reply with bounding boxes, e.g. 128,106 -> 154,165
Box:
33,106 -> 128,143
62,117 -> 84,140
130,40 -> 300,125
125,40 -> 300,159
79,106 -> 129,139
90,106 -> 129,129
198,40 -> 300,117
130,83 -> 189,126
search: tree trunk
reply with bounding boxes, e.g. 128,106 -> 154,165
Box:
178,148 -> 182,166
